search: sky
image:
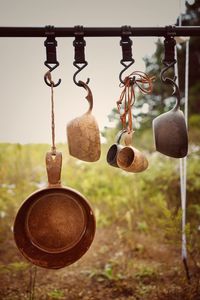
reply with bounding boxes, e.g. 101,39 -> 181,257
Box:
0,0 -> 188,144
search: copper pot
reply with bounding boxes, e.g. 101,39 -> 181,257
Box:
153,84 -> 188,158
14,151 -> 95,269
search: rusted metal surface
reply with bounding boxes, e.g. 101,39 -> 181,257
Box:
14,152 -> 96,269
153,34 -> 188,158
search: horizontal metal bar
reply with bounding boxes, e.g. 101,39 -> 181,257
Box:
0,26 -> 199,37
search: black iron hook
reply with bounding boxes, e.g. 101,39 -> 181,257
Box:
44,62 -> 61,87
73,25 -> 90,87
44,25 -> 61,87
119,26 -> 135,84
119,60 -> 135,84
73,61 -> 90,87
161,32 -> 181,109
161,63 -> 180,107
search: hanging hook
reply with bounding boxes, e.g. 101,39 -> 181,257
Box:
44,25 -> 61,87
73,61 -> 90,87
73,25 -> 90,87
119,60 -> 135,84
161,63 -> 180,108
161,30 -> 181,108
119,26 -> 135,84
44,62 -> 61,87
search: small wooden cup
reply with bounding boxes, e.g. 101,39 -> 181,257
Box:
117,131 -> 148,173
106,130 -> 126,168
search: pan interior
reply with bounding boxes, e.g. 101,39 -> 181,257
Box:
26,191 -> 86,253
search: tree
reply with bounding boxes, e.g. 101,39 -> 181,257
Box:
104,0 -> 200,138
176,0 -> 200,115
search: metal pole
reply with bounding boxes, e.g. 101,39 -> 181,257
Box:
0,26 -> 200,37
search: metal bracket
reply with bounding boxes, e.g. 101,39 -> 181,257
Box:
73,25 -> 90,87
44,25 -> 61,87
119,26 -> 135,84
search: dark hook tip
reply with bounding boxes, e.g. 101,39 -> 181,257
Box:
73,62 -> 90,87
119,60 -> 135,84
76,77 -> 90,87
44,76 -> 61,87
86,77 -> 90,85
44,62 -> 61,87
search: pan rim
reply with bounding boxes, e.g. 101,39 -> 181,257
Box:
14,186 -> 96,269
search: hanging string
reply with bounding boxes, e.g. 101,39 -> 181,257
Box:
28,266 -> 37,300
117,71 -> 154,132
185,40 -> 189,128
45,71 -> 56,154
183,38 -> 190,281
175,24 -> 191,281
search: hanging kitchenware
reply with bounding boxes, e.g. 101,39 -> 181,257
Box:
117,131 -> 148,173
67,81 -> 101,162
107,70 -> 153,173
107,129 -> 126,168
152,34 -> 188,158
66,26 -> 101,162
153,83 -> 188,158
14,72 -> 95,269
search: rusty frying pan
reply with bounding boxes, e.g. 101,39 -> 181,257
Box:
14,151 -> 95,269
153,73 -> 188,158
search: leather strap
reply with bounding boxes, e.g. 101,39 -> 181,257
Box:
117,71 -> 155,133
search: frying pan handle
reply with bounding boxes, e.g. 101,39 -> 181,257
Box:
46,151 -> 62,186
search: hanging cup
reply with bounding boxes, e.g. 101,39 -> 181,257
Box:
106,130 -> 126,168
152,85 -> 188,158
67,81 -> 101,162
116,131 -> 149,173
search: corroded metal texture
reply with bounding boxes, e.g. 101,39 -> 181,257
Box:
14,151 -> 96,269
153,108 -> 188,158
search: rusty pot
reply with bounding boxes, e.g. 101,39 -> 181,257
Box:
14,151 -> 95,269
153,82 -> 188,158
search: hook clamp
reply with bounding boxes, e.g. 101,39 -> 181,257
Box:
163,26 -> 177,66
161,28 -> 180,107
73,25 -> 90,87
44,25 -> 61,87
119,26 -> 135,84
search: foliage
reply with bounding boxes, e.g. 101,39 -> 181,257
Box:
0,142 -> 199,245
135,265 -> 158,281
105,0 -> 200,134
0,261 -> 29,274
0,140 -> 199,299
47,289 -> 65,300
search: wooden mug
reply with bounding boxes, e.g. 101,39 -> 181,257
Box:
106,130 -> 126,168
67,81 -> 101,162
117,131 -> 148,173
